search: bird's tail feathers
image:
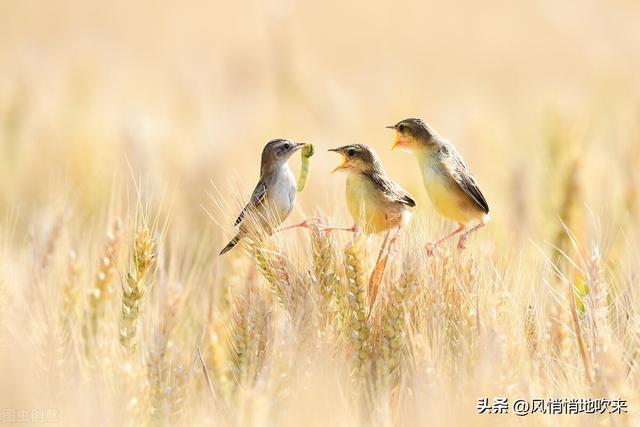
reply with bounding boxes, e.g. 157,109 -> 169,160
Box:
220,233 -> 242,255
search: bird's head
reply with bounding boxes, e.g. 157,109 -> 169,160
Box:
329,144 -> 384,174
261,139 -> 305,171
387,118 -> 437,153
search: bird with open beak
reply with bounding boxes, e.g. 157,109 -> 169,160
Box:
220,138 -> 311,255
388,118 -> 490,255
329,144 -> 415,236
328,144 -> 415,303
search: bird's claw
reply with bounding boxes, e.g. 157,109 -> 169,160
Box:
277,217 -> 323,233
321,224 -> 358,235
305,217 -> 322,228
309,218 -> 335,235
305,217 -> 335,235
457,235 -> 468,250
425,242 -> 438,257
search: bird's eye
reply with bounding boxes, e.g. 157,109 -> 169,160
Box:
283,142 -> 291,150
346,148 -> 356,157
398,124 -> 406,132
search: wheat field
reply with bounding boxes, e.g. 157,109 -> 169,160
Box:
1,0 -> 640,426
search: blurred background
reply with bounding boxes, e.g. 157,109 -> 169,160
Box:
1,2 -> 640,425
0,0 -> 639,249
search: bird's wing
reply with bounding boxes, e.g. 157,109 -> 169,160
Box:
371,173 -> 416,207
234,179 -> 268,227
444,147 -> 489,214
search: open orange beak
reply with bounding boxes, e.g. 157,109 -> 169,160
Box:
331,162 -> 346,174
392,132 -> 403,150
386,125 -> 402,150
328,148 -> 347,173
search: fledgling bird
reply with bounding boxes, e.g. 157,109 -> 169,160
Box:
329,144 -> 416,236
329,143 -> 416,305
388,118 -> 489,254
220,139 -> 308,255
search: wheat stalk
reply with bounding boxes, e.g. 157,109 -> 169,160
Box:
310,224 -> 339,306
39,210 -> 68,271
120,226 -> 157,353
147,288 -> 182,425
549,300 -> 571,367
169,363 -> 189,425
584,247 -> 627,397
226,285 -> 271,389
206,259 -> 240,399
87,218 -> 123,340
524,305 -> 538,356
376,263 -> 418,386
59,249 -> 80,357
249,239 -> 291,308
344,233 -> 372,375
147,336 -> 169,425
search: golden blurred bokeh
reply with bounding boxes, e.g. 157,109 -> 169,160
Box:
1,0 -> 639,242
0,2 -> 640,425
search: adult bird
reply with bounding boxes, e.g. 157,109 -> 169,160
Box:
220,139 -> 310,255
388,118 -> 489,255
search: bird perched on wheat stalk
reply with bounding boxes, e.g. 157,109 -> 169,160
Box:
328,144 -> 415,304
220,139 -> 312,255
388,118 -> 489,255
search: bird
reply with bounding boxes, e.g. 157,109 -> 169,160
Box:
220,139 -> 310,255
329,144 -> 415,303
387,118 -> 489,254
328,144 -> 416,236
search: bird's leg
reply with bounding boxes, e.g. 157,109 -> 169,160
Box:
457,220 -> 486,250
322,224 -> 359,235
369,225 -> 402,312
369,230 -> 391,313
276,217 -> 322,232
425,224 -> 466,256
388,224 -> 403,248
373,230 -> 391,268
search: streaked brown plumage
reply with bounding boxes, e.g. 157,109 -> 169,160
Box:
220,139 -> 305,255
329,143 -> 415,303
389,118 -> 489,253
329,144 -> 415,234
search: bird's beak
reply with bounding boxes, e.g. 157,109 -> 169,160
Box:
328,149 -> 346,173
292,142 -> 306,152
331,160 -> 347,173
386,125 -> 403,150
391,132 -> 402,150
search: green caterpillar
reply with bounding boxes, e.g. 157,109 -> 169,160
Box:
297,144 -> 314,191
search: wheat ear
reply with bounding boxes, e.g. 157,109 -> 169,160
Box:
226,286 -> 271,389
310,223 -> 344,322
344,233 -> 371,374
120,227 -> 156,352
377,264 -> 418,384
250,239 -> 291,308
88,218 -> 123,338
